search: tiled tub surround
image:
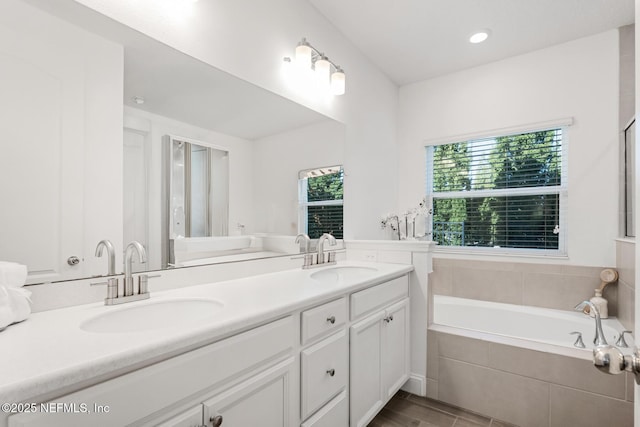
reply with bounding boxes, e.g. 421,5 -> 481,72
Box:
429,258 -> 620,317
426,329 -> 634,427
0,260 -> 412,408
427,257 -> 637,427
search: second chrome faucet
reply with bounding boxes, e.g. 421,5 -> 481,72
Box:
95,239 -> 151,305
296,233 -> 337,269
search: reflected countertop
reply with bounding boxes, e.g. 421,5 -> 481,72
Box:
0,261 -> 413,404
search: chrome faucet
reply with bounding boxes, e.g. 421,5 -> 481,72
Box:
317,233 -> 337,265
95,240 -> 118,301
574,300 -> 608,346
95,240 -> 116,275
295,233 -> 313,268
124,241 -> 147,297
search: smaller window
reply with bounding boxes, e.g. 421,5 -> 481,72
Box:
298,166 -> 344,239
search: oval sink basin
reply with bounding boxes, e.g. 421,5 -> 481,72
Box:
310,266 -> 378,283
80,298 -> 224,334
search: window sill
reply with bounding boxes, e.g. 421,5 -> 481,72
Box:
433,246 -> 569,263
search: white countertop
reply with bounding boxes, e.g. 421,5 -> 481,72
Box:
0,261 -> 412,404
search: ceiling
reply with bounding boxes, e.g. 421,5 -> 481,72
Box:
310,0 -> 635,85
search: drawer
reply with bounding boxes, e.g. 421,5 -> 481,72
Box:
301,330 -> 348,420
301,390 -> 348,427
301,297 -> 347,345
350,275 -> 408,320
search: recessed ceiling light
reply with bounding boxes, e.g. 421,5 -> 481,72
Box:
469,30 -> 491,44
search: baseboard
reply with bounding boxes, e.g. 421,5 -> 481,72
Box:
401,373 -> 426,396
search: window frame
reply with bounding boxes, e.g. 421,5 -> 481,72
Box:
425,119 -> 571,257
298,165 -> 344,239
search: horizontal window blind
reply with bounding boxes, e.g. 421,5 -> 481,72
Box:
427,128 -> 566,253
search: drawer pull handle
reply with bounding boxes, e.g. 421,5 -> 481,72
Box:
384,314 -> 394,323
210,415 -> 224,426
326,368 -> 336,377
326,316 -> 336,324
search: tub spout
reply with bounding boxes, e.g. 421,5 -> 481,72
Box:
574,300 -> 608,346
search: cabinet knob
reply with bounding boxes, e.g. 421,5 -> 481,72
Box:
384,314 -> 394,323
67,256 -> 80,266
210,415 -> 223,427
326,315 -> 336,324
326,368 -> 336,377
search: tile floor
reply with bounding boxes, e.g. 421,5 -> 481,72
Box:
368,391 -> 518,427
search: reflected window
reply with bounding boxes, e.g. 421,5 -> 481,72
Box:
298,166 -> 344,239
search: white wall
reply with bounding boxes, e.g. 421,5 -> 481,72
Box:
252,120 -> 345,235
124,107 -> 254,270
398,31 -> 620,267
71,0 -> 399,241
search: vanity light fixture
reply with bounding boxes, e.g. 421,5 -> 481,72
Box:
285,38 -> 346,96
469,30 -> 491,44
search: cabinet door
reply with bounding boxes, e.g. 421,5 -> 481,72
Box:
349,311 -> 384,427
301,390 -> 348,427
381,298 -> 410,399
202,358 -> 293,427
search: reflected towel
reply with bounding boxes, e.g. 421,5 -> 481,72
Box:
0,262 -> 28,287
0,285 -> 32,329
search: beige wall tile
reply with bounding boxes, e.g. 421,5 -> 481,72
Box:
437,332 -> 491,366
438,358 -> 549,427
549,385 -> 633,427
487,342 -> 625,399
626,373 -> 634,402
427,330 -> 439,380
522,272 -> 602,312
617,282 -> 635,332
560,265 -> 607,277
426,379 -> 438,400
452,268 -> 522,304
513,262 -> 563,274
430,265 -> 453,296
616,240 -> 635,289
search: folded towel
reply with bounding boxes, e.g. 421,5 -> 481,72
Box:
0,285 -> 32,330
0,262 -> 28,288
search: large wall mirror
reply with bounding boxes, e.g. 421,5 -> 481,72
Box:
0,0 -> 345,284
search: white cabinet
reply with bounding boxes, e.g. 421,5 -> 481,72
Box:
155,406 -> 203,427
202,359 -> 294,427
349,276 -> 410,427
300,391 -> 348,427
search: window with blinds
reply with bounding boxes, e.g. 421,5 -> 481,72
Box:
298,166 -> 344,239
426,128 -> 566,253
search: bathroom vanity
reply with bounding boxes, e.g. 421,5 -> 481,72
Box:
0,261 -> 412,427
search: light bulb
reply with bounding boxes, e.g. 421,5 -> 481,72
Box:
469,30 -> 490,44
315,56 -> 331,86
331,69 -> 346,96
295,41 -> 312,69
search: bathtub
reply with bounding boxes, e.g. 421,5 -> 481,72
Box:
432,295 -> 635,360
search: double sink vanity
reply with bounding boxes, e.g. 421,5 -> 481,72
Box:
0,261 -> 413,427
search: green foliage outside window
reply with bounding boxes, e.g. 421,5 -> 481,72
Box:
431,130 -> 561,249
306,170 -> 344,239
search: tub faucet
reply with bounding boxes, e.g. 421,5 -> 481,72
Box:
124,241 -> 147,297
574,300 -> 608,346
317,233 -> 337,265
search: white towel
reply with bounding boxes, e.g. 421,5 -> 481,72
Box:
0,285 -> 32,329
0,262 -> 28,288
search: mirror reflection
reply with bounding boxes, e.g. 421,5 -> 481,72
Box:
1,0 -> 345,284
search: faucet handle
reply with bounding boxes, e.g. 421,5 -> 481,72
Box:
570,331 -> 586,349
616,330 -> 633,348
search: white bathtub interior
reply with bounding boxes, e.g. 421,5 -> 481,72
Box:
432,295 -> 635,359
